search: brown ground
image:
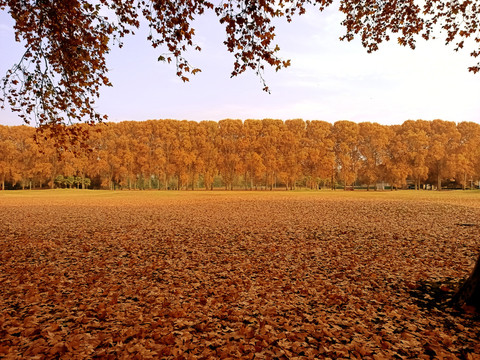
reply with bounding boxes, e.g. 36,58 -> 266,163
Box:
0,190 -> 479,359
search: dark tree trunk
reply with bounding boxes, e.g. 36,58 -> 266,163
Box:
453,254 -> 480,311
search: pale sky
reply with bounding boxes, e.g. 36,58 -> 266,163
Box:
0,3 -> 479,127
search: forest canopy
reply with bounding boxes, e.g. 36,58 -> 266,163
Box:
0,0 -> 479,133
1,118 -> 479,192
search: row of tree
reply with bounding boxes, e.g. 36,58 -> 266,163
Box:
1,119 -> 479,191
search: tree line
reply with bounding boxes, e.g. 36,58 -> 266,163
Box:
1,119 -> 479,191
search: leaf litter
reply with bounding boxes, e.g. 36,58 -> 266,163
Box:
0,191 -> 479,359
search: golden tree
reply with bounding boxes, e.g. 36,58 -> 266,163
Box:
0,125 -> 21,189
426,120 -> 460,190
384,125 -> 411,190
456,122 -> 480,190
358,122 -> 392,191
279,119 -> 306,190
303,120 -> 335,189
243,120 -> 265,190
399,120 -> 431,190
217,119 -> 243,190
333,121 -> 360,190
196,120 -> 219,190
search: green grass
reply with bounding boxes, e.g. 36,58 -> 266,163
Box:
2,188 -> 480,206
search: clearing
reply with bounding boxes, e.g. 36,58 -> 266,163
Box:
0,190 -> 479,359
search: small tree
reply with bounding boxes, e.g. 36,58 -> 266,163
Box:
54,175 -> 65,188
65,176 -> 75,189
81,177 -> 91,189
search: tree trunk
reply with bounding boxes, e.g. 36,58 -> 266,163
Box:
453,254 -> 480,311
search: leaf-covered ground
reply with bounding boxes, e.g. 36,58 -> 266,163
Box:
0,190 -> 479,359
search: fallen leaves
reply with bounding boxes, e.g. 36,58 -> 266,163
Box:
0,191 -> 479,359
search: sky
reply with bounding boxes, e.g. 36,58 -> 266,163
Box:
0,3 -> 479,127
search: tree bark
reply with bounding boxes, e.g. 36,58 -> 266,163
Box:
453,254 -> 480,311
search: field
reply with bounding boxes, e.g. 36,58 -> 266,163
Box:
0,190 -> 479,359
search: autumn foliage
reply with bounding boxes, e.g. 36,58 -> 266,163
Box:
0,191 -> 479,358
1,119 -> 480,191
1,1 -> 479,129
